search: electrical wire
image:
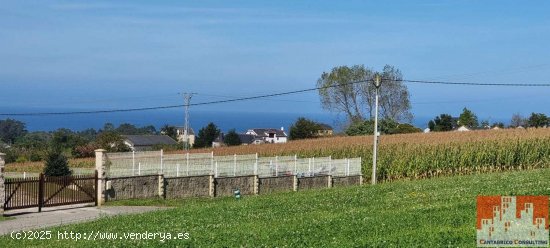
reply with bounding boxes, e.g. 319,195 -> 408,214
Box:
1,78 -> 549,116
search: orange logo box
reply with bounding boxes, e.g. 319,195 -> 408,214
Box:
477,196 -> 549,247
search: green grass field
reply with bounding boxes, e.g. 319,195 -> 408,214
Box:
2,169 -> 550,247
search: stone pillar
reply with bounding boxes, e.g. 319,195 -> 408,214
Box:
0,153 -> 5,215
95,149 -> 107,206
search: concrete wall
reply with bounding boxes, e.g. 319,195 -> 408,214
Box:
105,175 -> 160,201
298,176 -> 330,191
332,175 -> 362,187
258,176 -> 294,194
214,176 -> 256,197
165,175 -> 211,199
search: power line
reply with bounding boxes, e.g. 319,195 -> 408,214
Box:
1,78 -> 549,116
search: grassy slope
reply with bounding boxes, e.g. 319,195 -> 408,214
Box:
2,169 -> 550,247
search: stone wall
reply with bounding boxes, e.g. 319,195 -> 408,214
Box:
258,176 -> 294,194
165,175 -> 211,199
297,176 -> 330,190
332,175 -> 362,187
105,175 -> 160,201
0,153 -> 5,214
214,176 -> 256,197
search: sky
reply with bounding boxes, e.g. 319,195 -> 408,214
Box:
1,0 -> 549,130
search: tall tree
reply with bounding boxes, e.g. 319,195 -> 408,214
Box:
528,113 -> 549,127
43,147 -> 72,176
224,129 -> 242,146
317,64 -> 412,124
194,123 -> 220,148
458,108 -> 479,128
0,119 -> 28,144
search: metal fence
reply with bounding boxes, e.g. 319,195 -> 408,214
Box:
105,151 -> 362,178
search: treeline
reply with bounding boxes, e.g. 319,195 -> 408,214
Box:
0,120 -> 170,163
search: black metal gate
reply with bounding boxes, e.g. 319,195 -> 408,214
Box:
4,171 -> 98,212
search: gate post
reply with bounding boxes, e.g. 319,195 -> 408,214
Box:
38,173 -> 44,212
95,149 -> 107,206
0,153 -> 5,215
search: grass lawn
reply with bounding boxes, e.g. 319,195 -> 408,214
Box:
2,169 -> 550,247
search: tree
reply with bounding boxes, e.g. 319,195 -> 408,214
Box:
160,125 -> 178,141
345,119 -> 400,136
480,120 -> 490,129
0,119 -> 28,144
492,122 -> 505,128
194,123 -> 220,148
224,129 -> 242,146
387,123 -> 422,134
95,131 -> 130,152
528,113 -> 549,128
429,114 -> 456,132
43,147 -> 71,176
510,113 -> 527,128
289,117 -> 322,140
317,64 -> 412,124
458,108 -> 478,128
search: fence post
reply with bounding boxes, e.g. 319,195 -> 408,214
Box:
176,163 -> 180,177
294,155 -> 297,175
254,153 -> 258,176
38,173 -> 44,212
210,151 -> 214,175
160,149 -> 164,174
312,157 -> 315,176
234,154 -> 237,177
132,151 -> 135,176
347,159 -> 350,176
329,155 -> 332,176
275,156 -> 279,177
0,153 -> 5,215
327,175 -> 332,188
293,175 -> 298,192
138,162 -> 141,176
186,153 -> 189,176
215,162 -> 218,178
94,149 -> 107,207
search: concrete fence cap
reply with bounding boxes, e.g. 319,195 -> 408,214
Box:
94,149 -> 107,152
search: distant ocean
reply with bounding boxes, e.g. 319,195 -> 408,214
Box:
1,107 -> 434,133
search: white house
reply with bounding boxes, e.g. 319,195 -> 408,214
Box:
175,127 -> 195,147
246,127 -> 288,144
423,128 -> 431,133
456,125 -> 471,132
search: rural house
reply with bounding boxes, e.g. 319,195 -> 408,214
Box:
175,127 -> 195,147
246,128 -> 288,144
316,123 -> 334,137
122,135 -> 177,151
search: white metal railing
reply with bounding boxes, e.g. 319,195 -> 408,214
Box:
105,151 -> 362,178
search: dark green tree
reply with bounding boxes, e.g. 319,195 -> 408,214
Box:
194,123 -> 220,148
430,114 -> 456,132
95,131 -> 130,152
528,113 -> 549,127
289,117 -> 322,140
43,147 -> 72,176
224,129 -> 242,146
345,119 -> 400,136
160,125 -> 178,141
458,107 -> 479,128
387,123 -> 422,134
0,119 -> 28,144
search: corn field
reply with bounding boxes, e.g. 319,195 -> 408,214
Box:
189,128 -> 550,182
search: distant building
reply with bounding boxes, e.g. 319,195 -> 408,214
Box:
316,124 -> 334,137
122,135 -> 177,151
492,126 -> 501,130
246,127 -> 288,144
423,128 -> 431,133
212,133 -> 224,148
175,127 -> 195,147
237,134 -> 257,145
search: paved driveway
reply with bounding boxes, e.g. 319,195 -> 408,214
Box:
0,204 -> 168,235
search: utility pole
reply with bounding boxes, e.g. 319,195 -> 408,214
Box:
372,74 -> 381,185
183,93 -> 196,151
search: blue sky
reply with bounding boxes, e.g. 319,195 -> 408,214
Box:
1,0 -> 549,128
